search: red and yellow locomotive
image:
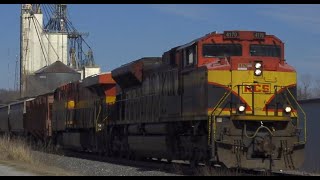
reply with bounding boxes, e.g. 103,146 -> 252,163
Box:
52,73 -> 116,151
110,30 -> 306,171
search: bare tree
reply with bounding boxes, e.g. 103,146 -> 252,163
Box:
312,79 -> 320,98
0,89 -> 20,105
298,73 -> 313,100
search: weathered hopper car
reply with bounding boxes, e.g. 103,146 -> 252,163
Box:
9,98 -> 35,135
25,92 -> 54,141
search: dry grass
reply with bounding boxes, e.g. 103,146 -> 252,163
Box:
0,134 -> 75,176
0,135 -> 33,163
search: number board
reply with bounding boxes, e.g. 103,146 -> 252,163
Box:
253,32 -> 266,39
223,31 -> 239,39
238,63 -> 252,70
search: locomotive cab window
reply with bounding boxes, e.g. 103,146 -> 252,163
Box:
183,45 -> 197,68
202,44 -> 242,57
250,44 -> 281,57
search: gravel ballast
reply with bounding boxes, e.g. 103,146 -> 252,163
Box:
32,151 -> 179,176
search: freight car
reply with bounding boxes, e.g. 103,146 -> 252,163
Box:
108,30 -> 306,171
24,92 -> 54,142
0,93 -> 54,142
0,73 -> 116,149
9,98 -> 36,135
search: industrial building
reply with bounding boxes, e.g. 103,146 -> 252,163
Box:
20,4 -> 101,97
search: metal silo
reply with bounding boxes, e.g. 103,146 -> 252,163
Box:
25,61 -> 81,97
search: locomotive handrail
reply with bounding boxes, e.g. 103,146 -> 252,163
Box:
95,104 -> 102,131
210,87 -> 232,117
285,87 -> 307,144
209,87 -> 233,144
244,123 -> 274,139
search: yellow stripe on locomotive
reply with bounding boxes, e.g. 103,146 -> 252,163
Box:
207,70 -> 297,119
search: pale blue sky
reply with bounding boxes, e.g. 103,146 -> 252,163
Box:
0,4 -> 319,89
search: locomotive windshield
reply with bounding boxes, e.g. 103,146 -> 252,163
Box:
250,44 -> 281,57
203,44 -> 242,57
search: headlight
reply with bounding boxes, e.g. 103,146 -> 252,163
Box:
254,69 -> 262,76
255,62 -> 262,69
238,105 -> 245,112
285,106 -> 292,113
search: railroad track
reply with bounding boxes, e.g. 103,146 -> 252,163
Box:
41,148 -> 305,176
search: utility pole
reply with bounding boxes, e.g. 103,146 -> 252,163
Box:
14,55 -> 19,92
7,48 -> 10,90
